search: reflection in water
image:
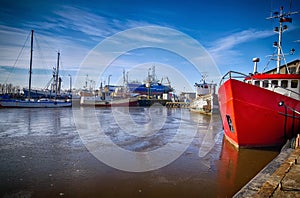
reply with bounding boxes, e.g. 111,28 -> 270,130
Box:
1,108 -> 64,137
27,109 -> 32,135
0,107 -> 279,197
216,138 -> 280,196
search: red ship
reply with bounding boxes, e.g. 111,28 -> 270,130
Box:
218,6 -> 300,148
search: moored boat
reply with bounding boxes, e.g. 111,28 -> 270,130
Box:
127,66 -> 173,96
0,30 -> 71,108
80,96 -> 138,107
130,66 -> 174,106
80,81 -> 139,107
190,76 -> 218,115
0,98 -> 71,108
218,6 -> 300,148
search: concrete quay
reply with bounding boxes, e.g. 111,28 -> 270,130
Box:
234,137 -> 300,198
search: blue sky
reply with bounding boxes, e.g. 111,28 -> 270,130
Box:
0,0 -> 299,92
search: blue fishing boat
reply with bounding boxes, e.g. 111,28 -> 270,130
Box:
128,82 -> 173,95
127,66 -> 173,95
126,66 -> 174,106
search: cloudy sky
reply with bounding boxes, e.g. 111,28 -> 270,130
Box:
0,0 -> 299,92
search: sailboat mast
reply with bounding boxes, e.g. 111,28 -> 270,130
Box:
55,52 -> 60,99
28,30 -> 34,99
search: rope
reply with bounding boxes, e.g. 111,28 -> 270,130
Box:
3,31 -> 31,84
34,34 -> 48,71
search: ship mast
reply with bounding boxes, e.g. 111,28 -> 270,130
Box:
28,30 -> 34,100
267,6 -> 298,74
55,52 -> 60,99
277,6 -> 283,73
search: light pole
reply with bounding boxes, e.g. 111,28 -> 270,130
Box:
107,75 -> 112,98
108,75 -> 112,87
68,74 -> 72,94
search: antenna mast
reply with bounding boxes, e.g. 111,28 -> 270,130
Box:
267,5 -> 298,73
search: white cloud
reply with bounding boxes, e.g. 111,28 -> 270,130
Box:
51,5 -> 154,40
0,4 -> 219,89
0,4 -> 162,88
0,25 -> 90,70
53,6 -> 111,37
50,5 -> 160,42
209,29 -> 273,54
207,29 -> 274,72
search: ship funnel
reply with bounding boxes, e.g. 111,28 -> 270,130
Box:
252,57 -> 260,74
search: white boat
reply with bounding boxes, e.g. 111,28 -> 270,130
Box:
80,88 -> 139,107
80,96 -> 138,107
1,98 -> 71,108
189,78 -> 218,115
0,30 -> 71,108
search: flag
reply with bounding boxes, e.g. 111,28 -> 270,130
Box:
280,17 -> 292,23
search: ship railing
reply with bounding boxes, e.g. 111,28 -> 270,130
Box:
219,71 -> 249,86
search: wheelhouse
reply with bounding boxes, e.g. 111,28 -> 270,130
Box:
245,74 -> 300,100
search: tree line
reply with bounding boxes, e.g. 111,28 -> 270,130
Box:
0,84 -> 21,94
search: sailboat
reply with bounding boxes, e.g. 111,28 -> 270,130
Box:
218,6 -> 300,147
23,65 -> 71,100
0,30 -> 72,108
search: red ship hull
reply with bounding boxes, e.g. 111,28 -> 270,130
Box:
218,79 -> 300,148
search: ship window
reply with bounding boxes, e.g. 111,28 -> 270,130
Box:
281,80 -> 288,88
271,80 -> 278,87
289,67 -> 296,74
226,115 -> 234,132
291,80 -> 298,88
254,81 -> 260,86
262,80 -> 269,88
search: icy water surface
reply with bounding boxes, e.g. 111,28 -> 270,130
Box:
0,107 -> 279,197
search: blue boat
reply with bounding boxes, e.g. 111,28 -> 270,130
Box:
128,82 -> 173,95
127,66 -> 173,95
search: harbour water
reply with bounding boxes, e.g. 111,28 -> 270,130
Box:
0,107 -> 279,197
